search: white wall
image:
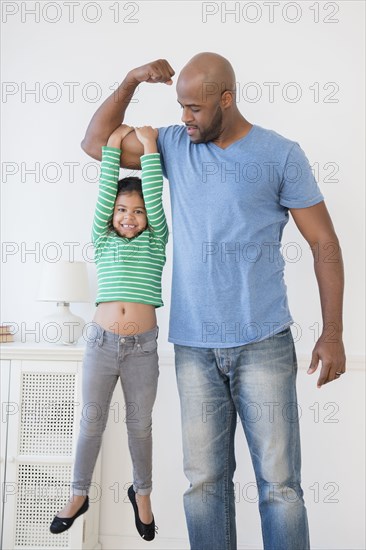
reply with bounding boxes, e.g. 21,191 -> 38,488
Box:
1,1 -> 365,548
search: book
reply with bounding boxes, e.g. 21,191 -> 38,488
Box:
0,333 -> 14,343
0,325 -> 13,335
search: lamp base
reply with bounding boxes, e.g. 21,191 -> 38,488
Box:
40,303 -> 86,345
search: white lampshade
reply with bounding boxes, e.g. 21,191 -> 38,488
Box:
37,261 -> 90,303
37,261 -> 91,345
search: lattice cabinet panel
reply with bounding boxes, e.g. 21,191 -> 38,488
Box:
15,463 -> 72,549
0,345 -> 101,550
19,372 -> 76,456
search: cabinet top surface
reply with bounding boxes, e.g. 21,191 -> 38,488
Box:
0,342 -> 86,360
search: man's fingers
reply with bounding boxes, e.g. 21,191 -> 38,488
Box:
131,59 -> 175,85
157,59 -> 175,81
165,61 -> 175,80
307,351 -> 319,374
317,359 -> 342,388
309,340 -> 346,388
146,60 -> 175,84
148,71 -> 173,84
316,362 -> 330,388
121,127 -> 135,140
308,350 -> 333,388
165,60 -> 175,75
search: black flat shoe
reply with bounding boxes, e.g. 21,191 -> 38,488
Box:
127,485 -> 157,541
50,496 -> 89,534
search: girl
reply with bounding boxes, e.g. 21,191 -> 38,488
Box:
50,124 -> 168,542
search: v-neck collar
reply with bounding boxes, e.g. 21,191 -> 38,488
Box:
207,124 -> 257,152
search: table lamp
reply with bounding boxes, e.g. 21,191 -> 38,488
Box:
37,261 -> 91,345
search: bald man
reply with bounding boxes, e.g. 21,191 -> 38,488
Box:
82,53 -> 345,550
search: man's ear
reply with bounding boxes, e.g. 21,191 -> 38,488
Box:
221,90 -> 234,109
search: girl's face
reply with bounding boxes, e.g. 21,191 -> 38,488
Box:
113,191 -> 147,238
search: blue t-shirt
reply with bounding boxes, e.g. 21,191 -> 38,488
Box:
157,124 -> 324,348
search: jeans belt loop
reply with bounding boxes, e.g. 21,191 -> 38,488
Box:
97,329 -> 104,347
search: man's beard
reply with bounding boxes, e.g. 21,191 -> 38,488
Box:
193,105 -> 223,144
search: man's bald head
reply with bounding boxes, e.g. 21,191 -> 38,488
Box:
177,52 -> 236,101
176,53 -> 242,144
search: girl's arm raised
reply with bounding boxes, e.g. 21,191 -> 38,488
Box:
91,125 -> 134,245
135,126 -> 169,243
91,147 -> 120,245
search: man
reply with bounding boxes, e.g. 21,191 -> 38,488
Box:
81,53 -> 345,550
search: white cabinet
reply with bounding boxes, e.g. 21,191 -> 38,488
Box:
0,344 -> 101,550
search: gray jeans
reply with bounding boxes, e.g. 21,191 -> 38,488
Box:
72,322 -> 159,496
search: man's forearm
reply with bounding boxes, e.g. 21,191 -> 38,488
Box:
312,237 -> 344,338
308,235 -> 346,387
81,72 -> 139,160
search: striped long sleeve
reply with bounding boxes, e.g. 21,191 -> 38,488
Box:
92,146 -> 121,245
141,153 -> 168,242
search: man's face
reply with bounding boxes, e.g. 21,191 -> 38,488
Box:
177,79 -> 224,144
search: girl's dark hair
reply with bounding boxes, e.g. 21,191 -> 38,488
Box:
107,176 -> 147,233
117,176 -> 143,199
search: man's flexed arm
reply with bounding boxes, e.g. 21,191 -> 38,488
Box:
80,59 -> 175,168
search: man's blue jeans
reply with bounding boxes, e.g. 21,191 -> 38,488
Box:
174,328 -> 310,550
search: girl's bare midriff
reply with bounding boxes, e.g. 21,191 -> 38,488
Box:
93,301 -> 157,335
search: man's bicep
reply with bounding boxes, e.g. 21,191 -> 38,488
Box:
120,130 -> 143,169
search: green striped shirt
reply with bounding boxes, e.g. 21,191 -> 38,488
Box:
92,146 -> 168,307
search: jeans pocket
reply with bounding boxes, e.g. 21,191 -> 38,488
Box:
138,338 -> 158,354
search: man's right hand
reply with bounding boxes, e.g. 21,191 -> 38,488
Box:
127,59 -> 175,86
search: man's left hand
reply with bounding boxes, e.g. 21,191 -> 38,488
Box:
307,328 -> 346,388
